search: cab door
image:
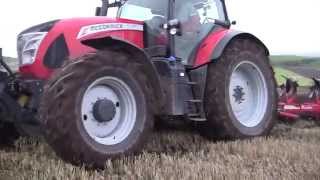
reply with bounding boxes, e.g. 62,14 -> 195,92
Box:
118,0 -> 169,55
173,0 -> 227,65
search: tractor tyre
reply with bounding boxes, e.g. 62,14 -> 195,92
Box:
200,38 -> 277,140
0,122 -> 20,147
39,49 -> 154,168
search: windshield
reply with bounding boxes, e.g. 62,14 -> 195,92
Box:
196,0 -> 226,23
176,0 -> 226,24
118,0 -> 168,21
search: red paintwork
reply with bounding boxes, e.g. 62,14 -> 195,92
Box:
278,79 -> 320,121
19,16 -> 231,78
19,17 -> 144,79
193,28 -> 229,67
279,102 -> 320,121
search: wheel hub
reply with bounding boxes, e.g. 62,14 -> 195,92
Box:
92,99 -> 116,123
233,85 -> 246,104
81,76 -> 137,145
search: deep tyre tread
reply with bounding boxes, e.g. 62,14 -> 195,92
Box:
39,49 -> 154,168
200,38 -> 277,140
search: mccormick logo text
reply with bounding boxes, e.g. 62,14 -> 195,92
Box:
77,23 -> 143,39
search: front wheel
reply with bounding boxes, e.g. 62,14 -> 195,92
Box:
200,38 -> 277,139
39,50 -> 154,168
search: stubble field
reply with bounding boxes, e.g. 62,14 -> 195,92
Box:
0,121 -> 320,180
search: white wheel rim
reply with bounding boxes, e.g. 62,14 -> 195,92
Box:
229,61 -> 268,127
81,77 -> 137,145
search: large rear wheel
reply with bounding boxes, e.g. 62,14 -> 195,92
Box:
39,50 -> 154,168
200,38 -> 277,139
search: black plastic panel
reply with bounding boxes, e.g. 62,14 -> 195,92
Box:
43,34 -> 69,69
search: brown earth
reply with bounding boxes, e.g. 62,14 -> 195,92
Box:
285,66 -> 320,79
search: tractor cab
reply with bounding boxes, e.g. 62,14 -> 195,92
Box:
99,0 -> 231,65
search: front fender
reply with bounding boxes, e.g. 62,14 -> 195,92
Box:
81,36 -> 165,114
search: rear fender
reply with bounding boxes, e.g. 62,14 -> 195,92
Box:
193,30 -> 269,68
82,36 -> 164,114
211,31 -> 269,60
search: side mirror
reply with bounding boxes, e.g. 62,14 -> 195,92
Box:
95,7 -> 102,16
231,21 -> 237,25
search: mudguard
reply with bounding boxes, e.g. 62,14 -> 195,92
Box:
81,36 -> 165,114
211,31 -> 269,60
194,30 -> 269,68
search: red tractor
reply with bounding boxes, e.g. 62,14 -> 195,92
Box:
0,0 -> 277,167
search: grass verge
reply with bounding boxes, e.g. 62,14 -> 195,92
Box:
274,67 -> 313,86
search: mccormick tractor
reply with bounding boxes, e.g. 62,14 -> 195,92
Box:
0,0 -> 277,168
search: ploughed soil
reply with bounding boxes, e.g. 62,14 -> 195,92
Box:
285,66 -> 320,79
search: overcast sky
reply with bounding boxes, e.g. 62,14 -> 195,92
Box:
0,0 -> 319,57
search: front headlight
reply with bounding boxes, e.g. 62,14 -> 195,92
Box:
17,32 -> 47,67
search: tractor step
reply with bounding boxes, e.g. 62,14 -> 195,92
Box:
187,113 -> 201,117
189,117 -> 207,122
186,82 -> 197,86
186,99 -> 202,103
187,113 -> 207,122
